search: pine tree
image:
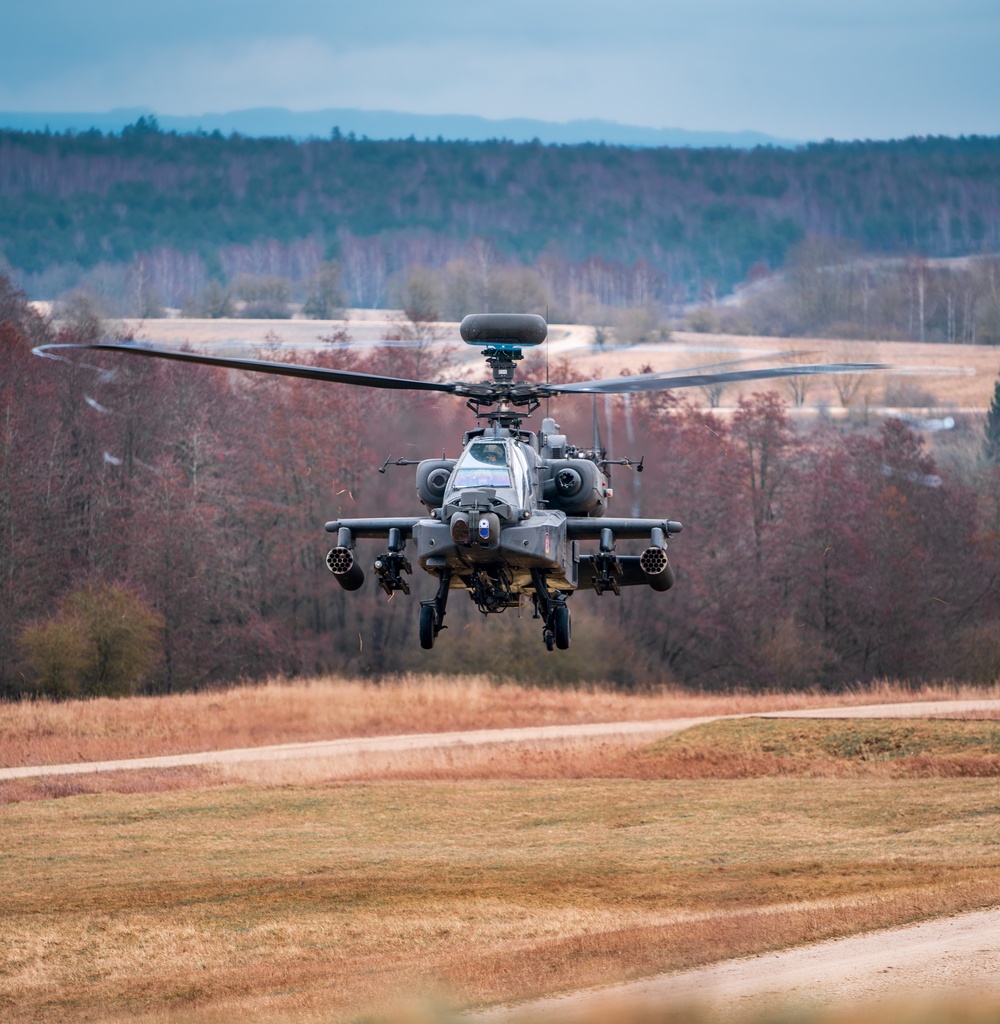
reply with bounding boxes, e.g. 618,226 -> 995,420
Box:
986,374 -> 1000,462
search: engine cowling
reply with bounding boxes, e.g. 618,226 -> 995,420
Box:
416,459 -> 456,509
544,459 -> 608,516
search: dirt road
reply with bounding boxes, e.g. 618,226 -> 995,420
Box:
4,698 -> 999,781
0,717 -> 715,780
473,907 -> 1000,1020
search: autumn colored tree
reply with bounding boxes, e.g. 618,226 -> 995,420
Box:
730,391 -> 798,555
3,270 -> 999,696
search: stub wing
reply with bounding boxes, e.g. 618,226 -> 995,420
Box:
565,517 -> 683,540
324,517 -> 425,539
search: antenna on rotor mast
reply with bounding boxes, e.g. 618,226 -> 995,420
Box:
545,307 -> 550,420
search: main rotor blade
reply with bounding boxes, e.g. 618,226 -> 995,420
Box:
580,350 -> 820,386
36,343 -> 889,405
38,342 -> 466,394
544,362 -> 889,395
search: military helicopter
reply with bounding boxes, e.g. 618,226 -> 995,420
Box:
43,313 -> 885,651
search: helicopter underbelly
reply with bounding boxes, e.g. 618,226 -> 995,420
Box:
412,513 -> 577,592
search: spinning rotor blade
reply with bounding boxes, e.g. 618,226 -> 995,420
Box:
38,342 -> 469,394
542,362 -> 889,395
38,342 -> 888,405
576,350 -> 820,386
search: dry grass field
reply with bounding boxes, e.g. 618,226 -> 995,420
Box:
2,678 -> 1000,1024
570,331 -> 1000,411
3,774 -> 1000,1024
4,678 -> 999,805
640,717 -> 1000,778
5,675 -> 996,771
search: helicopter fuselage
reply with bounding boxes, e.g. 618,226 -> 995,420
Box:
325,418 -> 682,649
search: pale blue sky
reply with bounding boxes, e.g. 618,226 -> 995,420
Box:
2,0 -> 997,140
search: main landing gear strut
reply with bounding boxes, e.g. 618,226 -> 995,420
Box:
418,568 -> 451,650
418,568 -> 571,652
531,568 -> 571,651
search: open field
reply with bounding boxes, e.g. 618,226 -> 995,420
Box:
4,703 -> 1000,806
639,717 -> 1000,778
3,679 -> 999,805
569,332 -> 1000,412
6,676 -> 998,771
2,700 -> 1000,1024
479,908 -> 1000,1022
3,773 -> 1000,1024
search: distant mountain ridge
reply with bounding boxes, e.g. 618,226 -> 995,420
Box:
0,106 -> 801,149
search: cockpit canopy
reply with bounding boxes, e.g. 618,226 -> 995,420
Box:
446,439 -> 531,510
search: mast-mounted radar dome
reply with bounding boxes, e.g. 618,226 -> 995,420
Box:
460,313 -> 547,348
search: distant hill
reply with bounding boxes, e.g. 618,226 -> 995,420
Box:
1,126 -> 998,317
0,106 -> 800,149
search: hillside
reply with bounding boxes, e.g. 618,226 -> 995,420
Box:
2,127 -> 1000,315
0,106 -> 799,148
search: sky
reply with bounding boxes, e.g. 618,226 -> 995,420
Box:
1,0 -> 998,141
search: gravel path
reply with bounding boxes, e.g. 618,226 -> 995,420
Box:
0,717 -> 715,780
472,907 -> 1000,1020
5,699 -> 999,781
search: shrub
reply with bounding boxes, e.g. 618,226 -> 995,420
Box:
19,584 -> 163,698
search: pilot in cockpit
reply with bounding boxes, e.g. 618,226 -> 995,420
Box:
452,442 -> 511,488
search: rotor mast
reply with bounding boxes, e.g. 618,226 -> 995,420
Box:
460,313 -> 547,431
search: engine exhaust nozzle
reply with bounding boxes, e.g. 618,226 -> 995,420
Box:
326,546 -> 365,591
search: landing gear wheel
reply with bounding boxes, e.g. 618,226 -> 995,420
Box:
419,603 -> 436,650
543,628 -> 555,652
554,603 -> 571,650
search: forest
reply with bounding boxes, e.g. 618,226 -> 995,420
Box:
2,124 -> 1000,327
4,275 -> 1000,698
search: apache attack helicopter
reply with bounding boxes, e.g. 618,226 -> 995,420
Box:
43,313 -> 884,651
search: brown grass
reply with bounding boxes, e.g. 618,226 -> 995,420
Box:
0,767 -> 219,806
5,678 -> 1000,1020
636,718 -> 1000,779
4,674 -> 997,771
3,776 -> 1000,1024
569,331 -> 1000,410
193,712 -> 1000,793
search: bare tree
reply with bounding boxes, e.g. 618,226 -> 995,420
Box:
831,343 -> 876,408
781,349 -> 817,407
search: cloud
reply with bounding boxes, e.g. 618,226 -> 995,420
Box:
1,2 -> 998,139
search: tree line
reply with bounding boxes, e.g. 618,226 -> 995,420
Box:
695,238 -> 1000,344
2,126 -> 1000,321
3,276 -> 999,698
